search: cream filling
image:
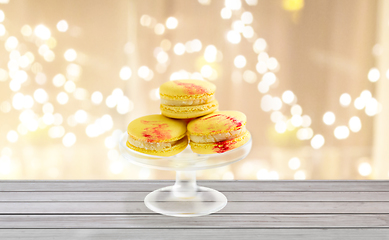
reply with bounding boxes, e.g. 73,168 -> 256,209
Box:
161,96 -> 214,106
189,126 -> 247,143
127,135 -> 178,151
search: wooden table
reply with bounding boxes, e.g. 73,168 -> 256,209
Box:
0,180 -> 388,239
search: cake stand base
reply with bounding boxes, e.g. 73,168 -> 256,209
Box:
144,171 -> 227,217
144,186 -> 227,217
120,133 -> 252,217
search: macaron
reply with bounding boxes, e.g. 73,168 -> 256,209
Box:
126,114 -> 188,157
187,111 -> 250,154
159,79 -> 219,119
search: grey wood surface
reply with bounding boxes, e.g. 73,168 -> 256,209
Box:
2,191 -> 389,201
1,229 -> 389,240
0,180 -> 388,240
2,180 -> 389,191
2,201 -> 389,214
1,214 -> 389,228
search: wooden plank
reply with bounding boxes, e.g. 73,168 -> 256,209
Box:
1,201 -> 389,214
0,214 -> 388,228
1,180 -> 389,192
2,191 -> 389,202
0,192 -> 389,202
0,229 -> 389,240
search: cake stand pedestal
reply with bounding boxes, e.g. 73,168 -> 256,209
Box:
119,133 -> 252,217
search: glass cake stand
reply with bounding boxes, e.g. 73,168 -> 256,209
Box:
119,132 -> 252,217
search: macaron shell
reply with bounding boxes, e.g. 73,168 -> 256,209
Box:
188,111 -> 246,136
127,136 -> 188,157
127,114 -> 187,143
190,131 -> 251,154
161,100 -> 219,119
159,80 -> 216,100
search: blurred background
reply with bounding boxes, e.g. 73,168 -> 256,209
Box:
0,0 -> 388,180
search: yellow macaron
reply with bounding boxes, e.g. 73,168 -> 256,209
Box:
126,114 -> 188,157
159,79 -> 219,119
187,111 -> 250,154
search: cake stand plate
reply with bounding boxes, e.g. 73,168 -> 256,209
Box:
119,132 -> 252,217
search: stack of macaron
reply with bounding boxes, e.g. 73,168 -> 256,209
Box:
126,79 -> 250,156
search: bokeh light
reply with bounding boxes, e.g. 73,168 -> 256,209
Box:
191,39 -> 202,52
62,133 -> 76,147
256,62 -> 267,75
297,127 -> 313,140
201,65 -> 213,78
0,156 -> 12,175
225,0 -> 242,10
154,23 -> 165,35
234,55 -> 247,68
91,91 -> 103,105
173,43 -> 185,55
358,162 -> 372,176
243,70 -> 257,83
291,115 -> 302,127
271,111 -> 284,123
282,90 -> 295,104
5,36 -> 18,51
0,24 -> 5,36
34,89 -> 48,104
261,94 -> 273,112
156,51 -> 168,63
117,96 -> 134,114
0,68 -> 8,82
0,10 -> 4,22
349,116 -> 362,133
64,81 -> 76,93
204,45 -> 217,62
119,66 -> 132,80
245,0 -> 258,5
283,0 -> 304,11
34,25 -> 51,40
339,93 -> 351,107
7,130 -> 18,143
288,157 -> 300,170
301,115 -> 311,127
242,26 -> 254,38
57,20 -> 68,32
137,66 -> 152,80
57,92 -> 69,105
291,104 -> 302,115
294,170 -> 306,180
198,0 -> 211,5
365,98 -> 379,116
48,126 -> 65,139
323,111 -> 336,125
311,134 -> 325,149
275,121 -> 287,134
241,11 -> 253,24
221,8 -> 232,19
166,17 -> 178,29
367,68 -> 380,82
232,20 -> 245,33
42,113 -> 54,125
253,38 -> 267,53
53,74 -> 66,87
42,103 -> 54,114
75,110 -> 87,123
64,49 -> 77,62
334,126 -> 350,140
227,30 -> 241,44
354,97 -> 365,110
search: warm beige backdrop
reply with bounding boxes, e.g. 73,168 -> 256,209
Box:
0,0 -> 387,180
